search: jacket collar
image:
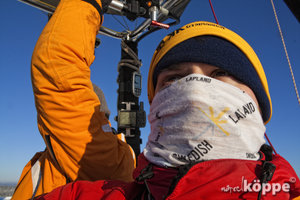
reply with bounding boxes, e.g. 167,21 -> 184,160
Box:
133,153 -> 178,200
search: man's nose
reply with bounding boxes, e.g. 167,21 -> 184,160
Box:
189,65 -> 210,76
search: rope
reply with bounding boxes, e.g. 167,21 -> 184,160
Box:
121,15 -> 130,31
112,15 -> 129,31
264,133 -> 277,155
270,0 -> 300,105
208,0 -> 219,24
117,40 -> 142,72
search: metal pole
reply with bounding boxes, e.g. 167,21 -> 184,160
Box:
117,40 -> 145,158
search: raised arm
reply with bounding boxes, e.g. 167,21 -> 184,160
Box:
31,0 -> 134,182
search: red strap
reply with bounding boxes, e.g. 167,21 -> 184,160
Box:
208,0 -> 219,24
264,132 -> 277,155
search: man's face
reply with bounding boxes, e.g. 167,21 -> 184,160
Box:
154,62 -> 260,108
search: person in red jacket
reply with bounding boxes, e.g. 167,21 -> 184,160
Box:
33,0 -> 300,199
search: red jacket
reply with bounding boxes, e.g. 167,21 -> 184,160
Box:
36,151 -> 300,200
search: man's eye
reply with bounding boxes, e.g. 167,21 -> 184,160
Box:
211,69 -> 229,78
160,76 -> 182,88
166,76 -> 181,82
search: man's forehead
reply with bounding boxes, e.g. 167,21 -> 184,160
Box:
160,63 -> 185,73
159,62 -> 219,74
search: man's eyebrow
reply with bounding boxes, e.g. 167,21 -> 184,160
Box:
160,63 -> 184,73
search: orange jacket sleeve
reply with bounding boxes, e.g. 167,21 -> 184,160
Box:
32,0 -> 134,181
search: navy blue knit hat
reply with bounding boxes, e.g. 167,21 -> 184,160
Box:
152,36 -> 270,122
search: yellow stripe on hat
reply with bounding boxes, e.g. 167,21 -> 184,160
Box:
148,21 -> 272,124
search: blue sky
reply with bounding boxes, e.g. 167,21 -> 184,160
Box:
0,0 -> 299,183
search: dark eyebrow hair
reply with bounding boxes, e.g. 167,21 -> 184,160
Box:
160,63 -> 185,73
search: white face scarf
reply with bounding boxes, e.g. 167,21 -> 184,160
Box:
144,74 -> 266,168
